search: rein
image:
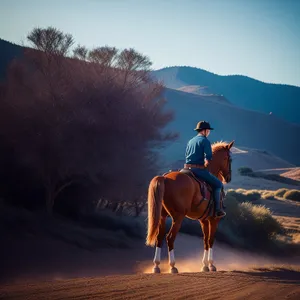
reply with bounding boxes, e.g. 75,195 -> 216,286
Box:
214,153 -> 232,182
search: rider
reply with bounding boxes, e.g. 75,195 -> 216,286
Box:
184,121 -> 226,218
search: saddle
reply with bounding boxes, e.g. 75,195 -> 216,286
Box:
179,168 -> 213,199
163,168 -> 226,210
163,168 -> 213,200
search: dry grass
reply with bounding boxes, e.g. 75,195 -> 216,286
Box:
226,189 -> 261,202
181,190 -> 284,253
274,188 -> 289,197
223,188 -> 300,251
283,189 -> 300,202
232,188 -> 300,202
291,233 -> 300,244
261,191 -> 275,200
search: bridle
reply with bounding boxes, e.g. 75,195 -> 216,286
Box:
218,151 -> 232,183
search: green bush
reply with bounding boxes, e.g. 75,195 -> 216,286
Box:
238,166 -> 254,175
283,190 -> 300,202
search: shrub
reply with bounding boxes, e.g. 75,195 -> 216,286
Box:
283,190 -> 300,202
244,190 -> 262,201
79,210 -> 145,239
226,189 -> 261,202
262,191 -> 275,200
274,188 -> 289,197
218,194 -> 283,250
180,191 -> 284,252
0,202 -> 146,250
238,167 -> 254,175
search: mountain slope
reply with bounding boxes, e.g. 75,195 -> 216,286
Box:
0,39 -> 24,80
159,88 -> 300,167
1,39 -> 299,124
152,66 -> 300,125
170,146 -> 295,174
0,39 -> 299,166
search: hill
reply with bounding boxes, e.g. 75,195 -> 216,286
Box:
159,88 -> 300,167
170,146 -> 295,174
169,144 -> 300,190
0,39 -> 24,80
1,39 -> 299,125
152,66 -> 300,125
177,85 -> 231,104
1,39 -> 299,166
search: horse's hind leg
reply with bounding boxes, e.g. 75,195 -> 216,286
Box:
153,208 -> 167,274
166,213 -> 185,274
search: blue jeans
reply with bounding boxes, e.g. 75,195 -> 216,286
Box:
190,168 -> 223,209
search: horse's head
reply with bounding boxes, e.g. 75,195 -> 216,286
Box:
211,140 -> 234,183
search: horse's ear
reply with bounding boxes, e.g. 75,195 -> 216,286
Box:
227,140 -> 235,149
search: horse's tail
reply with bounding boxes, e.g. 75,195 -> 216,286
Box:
146,176 -> 165,247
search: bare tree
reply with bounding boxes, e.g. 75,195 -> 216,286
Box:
73,44 -> 89,60
0,26 -> 177,215
116,48 -> 152,88
27,26 -> 74,57
88,46 -> 118,67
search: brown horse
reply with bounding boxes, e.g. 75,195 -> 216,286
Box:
145,140 -> 234,274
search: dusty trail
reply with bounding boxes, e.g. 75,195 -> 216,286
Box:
1,232 -> 300,299
1,268 -> 300,300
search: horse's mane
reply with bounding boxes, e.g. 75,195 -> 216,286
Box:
212,141 -> 228,153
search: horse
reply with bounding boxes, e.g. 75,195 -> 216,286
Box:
145,140 -> 234,274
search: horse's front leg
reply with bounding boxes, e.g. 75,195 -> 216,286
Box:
166,214 -> 184,274
200,220 -> 209,272
208,218 -> 219,271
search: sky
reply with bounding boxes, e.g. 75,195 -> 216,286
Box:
1,0 -> 299,86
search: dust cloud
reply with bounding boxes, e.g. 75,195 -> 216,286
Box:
137,233 -> 299,274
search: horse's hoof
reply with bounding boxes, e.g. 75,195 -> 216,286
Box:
202,266 -> 209,272
153,266 -> 161,274
170,267 -> 178,274
209,264 -> 217,272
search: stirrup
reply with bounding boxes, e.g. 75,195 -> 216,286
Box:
215,210 -> 226,218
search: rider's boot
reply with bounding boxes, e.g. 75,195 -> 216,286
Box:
214,188 -> 226,218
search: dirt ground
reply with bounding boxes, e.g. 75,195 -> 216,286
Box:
1,165 -> 300,299
1,229 -> 300,300
1,267 -> 300,300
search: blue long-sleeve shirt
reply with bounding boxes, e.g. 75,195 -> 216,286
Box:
185,135 -> 213,165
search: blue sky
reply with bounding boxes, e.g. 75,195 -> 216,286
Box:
1,0 -> 299,86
